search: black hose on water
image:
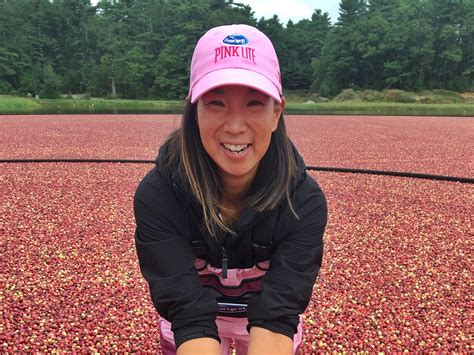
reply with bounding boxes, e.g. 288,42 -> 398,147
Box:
1,159 -> 472,184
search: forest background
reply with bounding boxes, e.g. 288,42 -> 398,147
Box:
0,0 -> 472,100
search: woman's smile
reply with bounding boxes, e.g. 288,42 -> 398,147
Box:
221,143 -> 251,154
221,143 -> 252,159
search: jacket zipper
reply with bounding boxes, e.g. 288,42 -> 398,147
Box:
221,247 -> 228,279
217,211 -> 229,280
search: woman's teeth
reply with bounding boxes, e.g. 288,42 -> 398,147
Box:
222,143 -> 249,153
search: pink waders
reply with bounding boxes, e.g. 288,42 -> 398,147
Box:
158,260 -> 303,354
159,315 -> 303,355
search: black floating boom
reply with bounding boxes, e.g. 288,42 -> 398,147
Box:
0,159 -> 472,184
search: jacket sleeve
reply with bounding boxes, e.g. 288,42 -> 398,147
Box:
246,175 -> 328,339
133,168 -> 219,348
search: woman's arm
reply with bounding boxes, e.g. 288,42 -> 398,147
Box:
247,327 -> 293,355
177,337 -> 221,355
246,175 -> 328,342
134,168 -> 220,349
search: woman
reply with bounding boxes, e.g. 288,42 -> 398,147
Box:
134,24 -> 327,355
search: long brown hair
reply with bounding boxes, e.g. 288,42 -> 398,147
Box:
162,99 -> 297,237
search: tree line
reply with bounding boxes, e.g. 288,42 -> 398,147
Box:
0,0 -> 472,99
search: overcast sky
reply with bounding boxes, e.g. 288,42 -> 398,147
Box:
240,0 -> 342,25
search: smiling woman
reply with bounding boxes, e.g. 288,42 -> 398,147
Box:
196,85 -> 283,215
133,24 -> 328,355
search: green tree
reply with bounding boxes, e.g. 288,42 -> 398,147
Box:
40,62 -> 63,97
1,0 -> 471,98
359,0 -> 434,90
19,0 -> 65,97
382,0 -> 434,90
428,0 -> 473,90
123,46 -> 153,98
315,0 -> 367,96
257,15 -> 289,85
461,1 -> 474,89
153,34 -> 191,99
54,0 -> 96,94
93,0 -> 139,97
285,10 -> 331,90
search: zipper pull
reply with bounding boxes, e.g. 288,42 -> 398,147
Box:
221,247 -> 228,279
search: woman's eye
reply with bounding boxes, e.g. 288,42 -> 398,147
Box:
208,100 -> 224,107
247,100 -> 263,106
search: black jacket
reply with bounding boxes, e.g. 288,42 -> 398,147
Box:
134,139 -> 327,348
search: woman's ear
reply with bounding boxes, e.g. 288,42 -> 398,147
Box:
272,96 -> 286,132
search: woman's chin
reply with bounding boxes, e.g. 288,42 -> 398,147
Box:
218,165 -> 258,183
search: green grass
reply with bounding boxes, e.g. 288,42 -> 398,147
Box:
285,102 -> 474,116
331,88 -> 469,104
0,95 -> 43,113
0,96 -> 184,114
37,98 -> 184,114
1,94 -> 473,116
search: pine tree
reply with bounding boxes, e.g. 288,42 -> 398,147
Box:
315,0 -> 367,96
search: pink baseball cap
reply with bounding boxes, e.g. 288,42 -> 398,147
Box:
189,24 -> 282,103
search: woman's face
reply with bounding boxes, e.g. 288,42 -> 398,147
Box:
196,85 -> 285,191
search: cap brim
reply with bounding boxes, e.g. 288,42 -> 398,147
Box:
190,68 -> 282,103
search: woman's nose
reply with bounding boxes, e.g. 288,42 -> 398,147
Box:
224,111 -> 247,134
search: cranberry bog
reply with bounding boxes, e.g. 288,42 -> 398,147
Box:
2,115 -> 472,352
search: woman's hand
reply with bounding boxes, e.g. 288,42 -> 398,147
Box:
176,337 -> 221,355
247,327 -> 293,355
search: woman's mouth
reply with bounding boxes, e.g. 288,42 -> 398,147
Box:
221,143 -> 251,154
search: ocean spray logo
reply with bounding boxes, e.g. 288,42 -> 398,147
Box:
223,34 -> 249,45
